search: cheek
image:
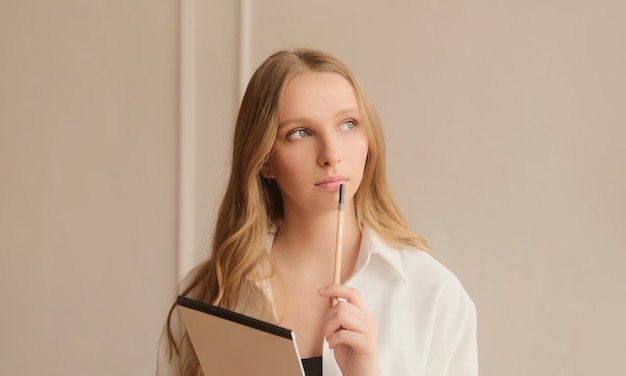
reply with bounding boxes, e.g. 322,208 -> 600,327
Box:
352,137 -> 370,169
269,149 -> 304,179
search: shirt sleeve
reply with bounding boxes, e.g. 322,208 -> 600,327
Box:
425,276 -> 479,376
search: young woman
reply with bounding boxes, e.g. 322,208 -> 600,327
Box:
157,48 -> 478,376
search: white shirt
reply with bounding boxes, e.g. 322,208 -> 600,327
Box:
319,229 -> 478,375
157,229 -> 479,375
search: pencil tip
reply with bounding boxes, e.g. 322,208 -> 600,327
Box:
338,184 -> 345,206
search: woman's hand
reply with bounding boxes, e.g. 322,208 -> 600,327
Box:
318,285 -> 381,376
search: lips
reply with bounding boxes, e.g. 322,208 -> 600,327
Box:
315,176 -> 347,190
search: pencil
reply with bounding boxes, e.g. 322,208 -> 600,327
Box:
333,183 -> 345,288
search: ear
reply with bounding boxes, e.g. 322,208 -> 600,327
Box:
259,162 -> 274,179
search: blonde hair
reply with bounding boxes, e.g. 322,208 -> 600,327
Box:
166,48 -> 429,375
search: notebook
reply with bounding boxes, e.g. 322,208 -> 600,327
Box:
176,296 -> 306,375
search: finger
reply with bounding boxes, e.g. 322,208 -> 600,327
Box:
326,327 -> 370,351
325,321 -> 379,361
318,285 -> 368,310
323,301 -> 372,338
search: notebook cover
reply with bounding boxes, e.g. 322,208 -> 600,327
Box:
177,296 -> 305,375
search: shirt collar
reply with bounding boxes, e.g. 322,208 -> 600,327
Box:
361,229 -> 407,282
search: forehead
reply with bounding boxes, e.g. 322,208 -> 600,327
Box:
279,71 -> 358,121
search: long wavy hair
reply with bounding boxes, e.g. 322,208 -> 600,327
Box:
166,48 -> 430,375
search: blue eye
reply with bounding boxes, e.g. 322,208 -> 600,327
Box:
287,129 -> 310,139
339,120 -> 356,130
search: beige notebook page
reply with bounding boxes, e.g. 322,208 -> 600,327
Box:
179,305 -> 305,375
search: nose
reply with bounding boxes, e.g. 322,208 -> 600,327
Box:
317,132 -> 342,167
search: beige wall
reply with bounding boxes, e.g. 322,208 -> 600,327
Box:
0,1 -> 179,375
2,1 -> 625,375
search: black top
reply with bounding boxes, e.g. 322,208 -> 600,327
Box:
302,356 -> 322,376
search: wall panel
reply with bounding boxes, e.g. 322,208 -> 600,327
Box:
0,1 -> 179,375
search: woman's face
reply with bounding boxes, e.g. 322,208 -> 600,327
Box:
263,70 -> 369,214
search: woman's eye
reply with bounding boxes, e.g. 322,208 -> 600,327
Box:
287,129 -> 310,139
339,120 -> 356,131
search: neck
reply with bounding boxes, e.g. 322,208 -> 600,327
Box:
273,202 -> 362,280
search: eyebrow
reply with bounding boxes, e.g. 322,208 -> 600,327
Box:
278,108 -> 360,128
